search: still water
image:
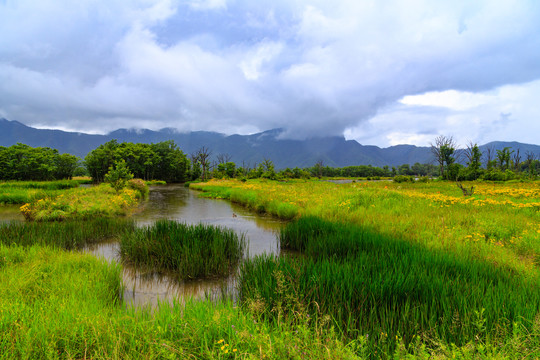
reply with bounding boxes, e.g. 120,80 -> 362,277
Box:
84,184 -> 284,307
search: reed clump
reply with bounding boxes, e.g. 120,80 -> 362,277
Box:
120,219 -> 246,279
239,216 -> 540,356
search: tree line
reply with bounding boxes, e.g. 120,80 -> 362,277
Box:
1,140 -> 538,182
85,140 -> 190,183
0,143 -> 79,181
431,135 -> 540,181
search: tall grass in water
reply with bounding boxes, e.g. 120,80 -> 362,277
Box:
0,218 -> 135,249
120,219 -> 246,279
0,244 -> 356,359
239,216 -> 540,356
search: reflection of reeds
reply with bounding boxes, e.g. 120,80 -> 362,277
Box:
239,216 -> 540,355
120,220 -> 246,280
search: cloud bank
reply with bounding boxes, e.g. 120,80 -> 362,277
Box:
1,0 -> 539,146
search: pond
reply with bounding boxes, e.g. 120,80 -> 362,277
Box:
84,184 -> 284,307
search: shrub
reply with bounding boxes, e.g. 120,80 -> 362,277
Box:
127,178 -> 149,199
393,175 -> 414,183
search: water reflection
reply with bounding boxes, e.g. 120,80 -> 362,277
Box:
86,184 -> 284,307
0,205 -> 24,223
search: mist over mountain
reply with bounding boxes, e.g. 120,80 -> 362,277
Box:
1,118 -> 538,169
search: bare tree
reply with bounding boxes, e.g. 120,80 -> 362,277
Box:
463,141 -> 476,166
193,146 -> 212,181
216,153 -> 232,165
483,145 -> 495,169
512,149 -> 521,172
525,151 -> 537,176
430,135 -> 457,178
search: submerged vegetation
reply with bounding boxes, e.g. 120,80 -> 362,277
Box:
120,219 -> 246,279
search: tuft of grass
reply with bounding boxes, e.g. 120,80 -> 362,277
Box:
120,219 -> 247,279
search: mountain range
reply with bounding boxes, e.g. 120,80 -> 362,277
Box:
1,118 -> 539,169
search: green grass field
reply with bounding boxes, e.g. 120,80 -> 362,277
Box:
1,178 -> 538,358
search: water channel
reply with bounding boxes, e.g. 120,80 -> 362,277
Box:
84,184 -> 284,307
0,185 -> 283,307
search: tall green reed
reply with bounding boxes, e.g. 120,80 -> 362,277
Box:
239,216 -> 540,355
120,219 -> 246,279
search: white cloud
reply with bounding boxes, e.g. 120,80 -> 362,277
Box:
400,90 -> 494,111
0,0 -> 539,145
187,0 -> 227,11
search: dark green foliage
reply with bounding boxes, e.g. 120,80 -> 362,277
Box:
85,140 -> 190,183
120,220 -> 246,279
239,216 -> 540,355
0,218 -> 135,249
0,143 -> 79,181
393,175 -> 415,183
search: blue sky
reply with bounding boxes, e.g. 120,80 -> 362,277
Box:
1,0 -> 539,147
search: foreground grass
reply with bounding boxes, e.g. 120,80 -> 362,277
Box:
0,242 -> 357,359
121,219 -> 246,279
240,217 -> 540,356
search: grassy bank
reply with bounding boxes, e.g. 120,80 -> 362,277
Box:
190,182 -> 299,220
20,183 -> 146,221
120,219 -> 246,279
192,179 -> 540,277
0,180 -> 82,204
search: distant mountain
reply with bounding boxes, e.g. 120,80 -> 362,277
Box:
1,118 -> 539,169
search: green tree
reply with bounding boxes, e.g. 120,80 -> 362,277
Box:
104,160 -> 134,193
431,135 -> 457,178
55,153 -> 80,180
496,147 -> 513,171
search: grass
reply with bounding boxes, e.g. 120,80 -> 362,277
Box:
20,184 -> 145,221
0,226 -> 357,359
0,218 -> 135,249
193,178 -> 540,358
239,216 -> 540,355
120,219 -> 247,279
192,179 -> 540,277
0,180 -> 82,204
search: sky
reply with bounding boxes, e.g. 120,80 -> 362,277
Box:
1,0 -> 539,148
